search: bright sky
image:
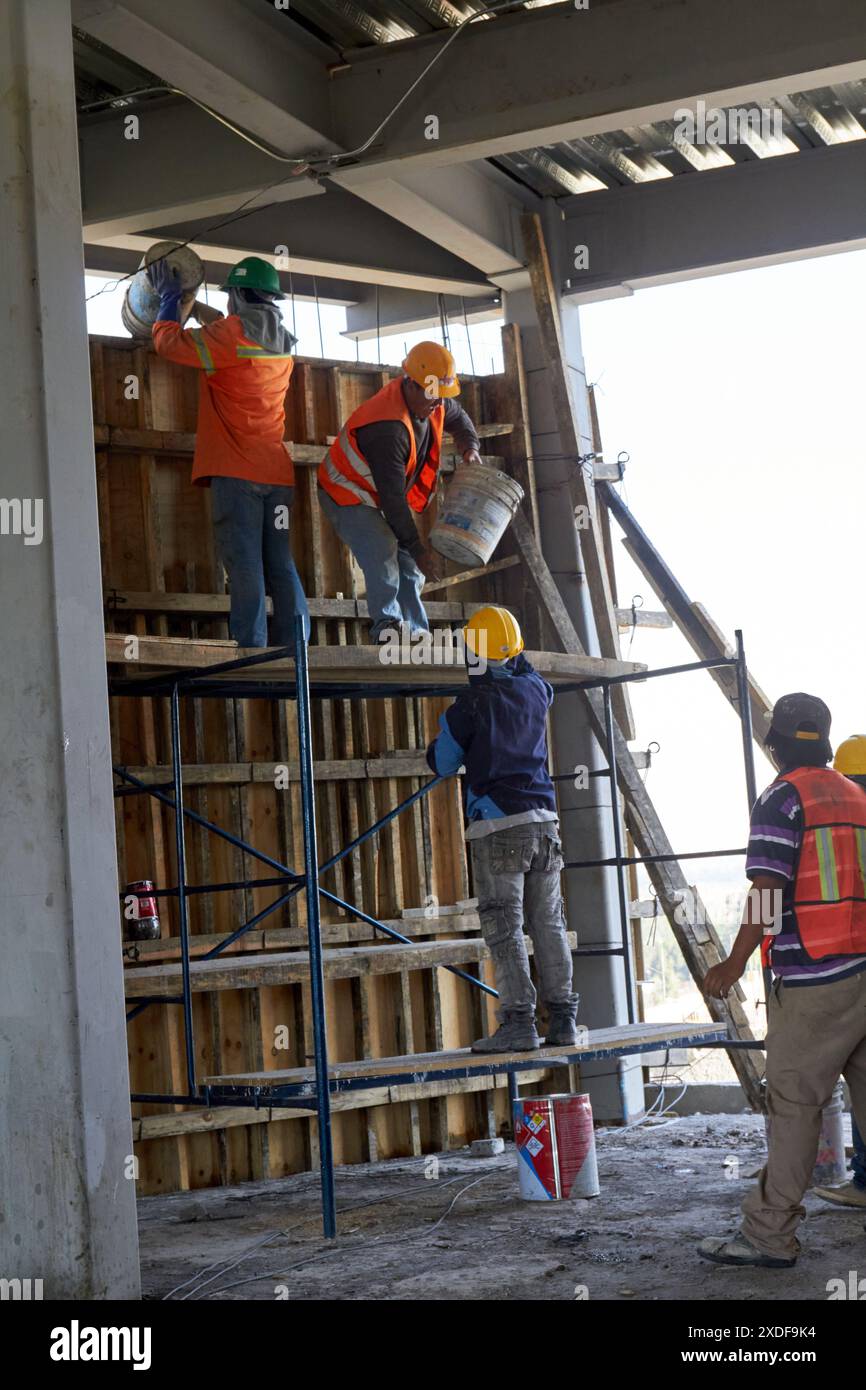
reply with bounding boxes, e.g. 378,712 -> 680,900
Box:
84,274 -> 504,374
579,248 -> 866,900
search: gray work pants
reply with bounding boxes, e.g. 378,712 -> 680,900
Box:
470,821 -> 573,1014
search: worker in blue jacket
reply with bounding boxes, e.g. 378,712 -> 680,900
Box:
426,605 -> 579,1053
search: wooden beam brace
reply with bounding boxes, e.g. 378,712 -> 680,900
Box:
521,213 -> 635,738
616,607 -> 673,631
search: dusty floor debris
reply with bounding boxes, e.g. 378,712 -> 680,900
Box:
138,1114 -> 864,1301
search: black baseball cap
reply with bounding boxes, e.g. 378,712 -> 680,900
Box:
767,692 -> 832,744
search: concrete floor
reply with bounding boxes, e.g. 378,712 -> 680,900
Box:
139,1114 -> 865,1301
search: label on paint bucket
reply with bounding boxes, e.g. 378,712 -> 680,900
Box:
514,1094 -> 600,1201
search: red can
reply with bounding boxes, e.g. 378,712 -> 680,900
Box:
123,880 -> 160,941
513,1093 -> 600,1201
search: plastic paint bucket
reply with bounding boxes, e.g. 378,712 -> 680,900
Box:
812,1080 -> 848,1186
763,1079 -> 848,1187
430,463 -> 524,565
513,1093 -> 600,1201
121,240 -> 204,339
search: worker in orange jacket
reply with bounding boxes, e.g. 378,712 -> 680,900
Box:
318,341 -> 482,641
149,255 -> 309,648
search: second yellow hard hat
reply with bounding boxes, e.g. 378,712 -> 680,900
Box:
834,735 -> 866,777
463,605 -> 524,661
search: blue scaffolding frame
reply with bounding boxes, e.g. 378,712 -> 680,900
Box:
111,618 -> 760,1238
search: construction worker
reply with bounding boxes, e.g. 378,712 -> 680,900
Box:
148,254 -> 309,649
317,341 -> 482,641
812,734 -> 866,1210
698,694 -> 866,1268
425,606 -> 579,1052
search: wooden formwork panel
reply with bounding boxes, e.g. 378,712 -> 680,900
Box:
93,333 -> 564,1195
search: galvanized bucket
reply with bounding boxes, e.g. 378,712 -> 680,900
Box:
121,241 -> 205,339
431,463 -> 524,566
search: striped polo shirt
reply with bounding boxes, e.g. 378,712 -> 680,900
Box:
746,778 -> 866,986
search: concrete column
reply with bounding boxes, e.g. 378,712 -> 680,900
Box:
0,0 -> 140,1297
505,201 -> 643,1122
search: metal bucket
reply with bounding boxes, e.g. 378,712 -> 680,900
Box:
121,240 -> 204,339
513,1093 -> 600,1201
430,463 -> 524,565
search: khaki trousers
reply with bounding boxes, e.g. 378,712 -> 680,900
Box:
741,968 -> 866,1259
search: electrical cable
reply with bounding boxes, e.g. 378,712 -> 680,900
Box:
196,1170 -> 499,1300
83,0 -> 532,310
80,0 -> 524,195
162,1169 -> 484,1300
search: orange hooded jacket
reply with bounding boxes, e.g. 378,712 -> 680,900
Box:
152,316 -> 295,486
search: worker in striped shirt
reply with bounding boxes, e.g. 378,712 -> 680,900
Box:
812,734 -> 866,1210
698,693 -> 866,1268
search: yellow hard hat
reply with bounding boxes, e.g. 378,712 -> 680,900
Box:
463,605 -> 524,662
402,340 -> 460,399
834,735 -> 866,776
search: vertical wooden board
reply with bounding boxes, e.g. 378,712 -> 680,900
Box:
258,983 -> 312,1178
326,977 -> 366,1166
217,988 -> 265,1185
359,974 -> 414,1160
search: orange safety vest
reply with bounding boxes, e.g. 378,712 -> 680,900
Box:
770,767 -> 866,962
318,377 -> 445,512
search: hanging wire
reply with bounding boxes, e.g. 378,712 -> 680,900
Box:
288,267 -> 297,346
376,284 -> 381,366
438,293 -> 451,351
461,296 -> 476,377
313,275 -> 325,358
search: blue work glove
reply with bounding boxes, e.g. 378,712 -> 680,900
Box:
147,257 -> 184,323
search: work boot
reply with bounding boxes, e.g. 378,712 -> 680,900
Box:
544,994 -> 581,1046
471,1009 -> 540,1054
812,1180 -> 866,1209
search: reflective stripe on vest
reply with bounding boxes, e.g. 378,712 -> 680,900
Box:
190,329 -> 216,375
318,377 -> 444,511
780,766 -> 866,961
320,427 -> 378,507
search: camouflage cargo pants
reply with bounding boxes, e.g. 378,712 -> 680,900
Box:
470,821 -> 573,1013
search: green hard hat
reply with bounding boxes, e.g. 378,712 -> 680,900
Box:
221,256 -> 285,299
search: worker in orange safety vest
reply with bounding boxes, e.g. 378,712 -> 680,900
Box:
317,341 -> 482,642
698,693 -> 866,1268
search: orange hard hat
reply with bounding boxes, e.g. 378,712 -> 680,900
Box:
402,340 -> 460,399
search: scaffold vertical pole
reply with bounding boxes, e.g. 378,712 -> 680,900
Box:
294,615 -> 337,1238
603,680 -> 636,1025
170,682 -> 197,1097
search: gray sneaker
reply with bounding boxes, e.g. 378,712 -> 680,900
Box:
471,1009 -> 540,1054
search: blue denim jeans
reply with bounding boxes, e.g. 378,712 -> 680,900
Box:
211,477 -> 309,648
317,489 -> 429,640
854,1117 -> 866,1189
